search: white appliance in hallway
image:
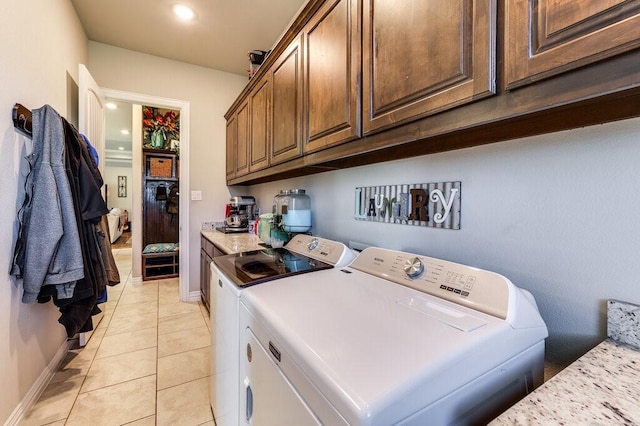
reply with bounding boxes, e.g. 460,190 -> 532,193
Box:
239,246 -> 548,425
210,234 -> 356,426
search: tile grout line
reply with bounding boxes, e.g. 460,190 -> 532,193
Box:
61,249 -> 131,425
25,248 -> 216,425
156,276 -> 161,424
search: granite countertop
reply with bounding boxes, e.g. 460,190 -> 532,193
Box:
491,299 -> 640,425
490,339 -> 640,424
201,229 -> 263,254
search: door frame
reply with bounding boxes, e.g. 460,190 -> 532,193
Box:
102,88 -> 191,302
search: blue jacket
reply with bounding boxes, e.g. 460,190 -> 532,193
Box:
12,105 -> 84,303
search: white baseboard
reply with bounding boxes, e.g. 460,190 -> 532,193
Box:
3,338 -> 72,426
132,275 -> 143,283
188,290 -> 201,303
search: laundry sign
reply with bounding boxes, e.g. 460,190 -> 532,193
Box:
354,182 -> 461,229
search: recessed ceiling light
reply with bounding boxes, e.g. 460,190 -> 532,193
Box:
173,4 -> 195,20
118,147 -> 125,151
121,129 -> 130,135
106,102 -> 118,110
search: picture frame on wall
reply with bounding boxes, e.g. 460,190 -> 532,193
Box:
118,176 -> 127,197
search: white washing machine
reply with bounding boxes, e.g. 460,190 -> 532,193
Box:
210,234 -> 356,426
239,246 -> 548,425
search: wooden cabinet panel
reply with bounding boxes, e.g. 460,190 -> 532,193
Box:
235,101 -> 250,176
271,37 -> 304,165
200,236 -> 220,313
225,0 -> 640,186
142,150 -> 179,248
200,247 -> 211,312
250,77 -> 271,172
225,115 -> 237,180
362,0 -> 496,134
143,180 -> 179,245
506,0 -> 640,88
304,0 -> 361,153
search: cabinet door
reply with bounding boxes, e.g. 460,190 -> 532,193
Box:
362,0 -> 496,134
506,0 -> 640,89
235,101 -> 250,176
250,76 -> 271,172
271,37 -> 304,165
225,115 -> 237,180
200,248 -> 210,312
304,0 -> 361,153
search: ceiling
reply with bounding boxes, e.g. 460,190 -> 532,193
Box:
71,0 -> 308,76
72,0 -> 308,165
104,101 -> 133,166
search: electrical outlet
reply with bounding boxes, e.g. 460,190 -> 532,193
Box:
191,190 -> 202,201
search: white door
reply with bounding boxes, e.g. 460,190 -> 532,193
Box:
78,64 -> 106,175
78,64 -> 106,347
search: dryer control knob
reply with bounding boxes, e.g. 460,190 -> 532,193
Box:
307,238 -> 319,251
404,257 -> 424,278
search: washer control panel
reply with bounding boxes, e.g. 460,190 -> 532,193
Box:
285,234 -> 355,266
349,247 -> 510,319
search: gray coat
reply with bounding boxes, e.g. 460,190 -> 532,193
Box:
12,105 -> 84,303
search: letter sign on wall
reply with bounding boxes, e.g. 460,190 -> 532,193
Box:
354,182 -> 461,229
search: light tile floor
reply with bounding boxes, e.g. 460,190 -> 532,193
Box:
21,248 -> 214,426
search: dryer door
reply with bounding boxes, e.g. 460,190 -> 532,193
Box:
241,327 -> 320,425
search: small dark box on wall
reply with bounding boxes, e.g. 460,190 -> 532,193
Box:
249,50 -> 268,65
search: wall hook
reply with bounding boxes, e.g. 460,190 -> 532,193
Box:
12,103 -> 33,137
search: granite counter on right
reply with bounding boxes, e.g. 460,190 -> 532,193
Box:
490,299 -> 640,425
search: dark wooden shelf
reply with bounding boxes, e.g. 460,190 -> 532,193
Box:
142,251 -> 179,281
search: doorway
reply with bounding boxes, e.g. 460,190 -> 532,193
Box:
102,88 -> 191,302
104,100 -> 132,248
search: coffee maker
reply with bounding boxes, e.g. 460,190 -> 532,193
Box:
224,196 -> 256,231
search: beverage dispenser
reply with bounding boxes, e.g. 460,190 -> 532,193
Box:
259,189 -> 312,246
281,189 -> 311,232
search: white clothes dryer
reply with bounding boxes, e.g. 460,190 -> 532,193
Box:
239,246 -> 548,425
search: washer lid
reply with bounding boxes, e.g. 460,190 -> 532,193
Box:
213,248 -> 333,288
241,268 -> 547,426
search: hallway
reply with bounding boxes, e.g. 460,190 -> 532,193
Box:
21,247 -> 213,425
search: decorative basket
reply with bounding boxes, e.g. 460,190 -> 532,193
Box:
149,158 -> 172,177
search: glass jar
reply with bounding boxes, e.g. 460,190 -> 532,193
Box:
273,190 -> 289,229
282,189 -> 311,232
273,190 -> 289,215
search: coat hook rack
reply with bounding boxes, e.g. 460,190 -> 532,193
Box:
13,103 -> 33,137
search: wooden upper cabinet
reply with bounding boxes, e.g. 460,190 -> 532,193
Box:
249,76 -> 271,172
362,0 -> 497,135
235,101 -> 250,176
304,0 -> 361,153
225,115 -> 237,180
506,0 -> 640,89
271,36 -> 304,166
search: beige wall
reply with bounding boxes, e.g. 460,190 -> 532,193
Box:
104,166 -> 134,215
0,0 -> 88,423
248,117 -> 640,365
87,42 -> 247,292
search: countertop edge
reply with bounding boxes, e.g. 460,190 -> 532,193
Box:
201,229 -> 264,255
